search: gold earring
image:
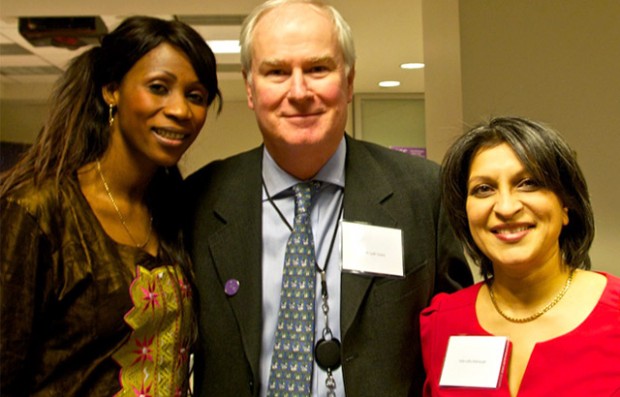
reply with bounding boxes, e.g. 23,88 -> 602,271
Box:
108,104 -> 116,126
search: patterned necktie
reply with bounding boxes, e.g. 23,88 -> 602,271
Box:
268,182 -> 319,397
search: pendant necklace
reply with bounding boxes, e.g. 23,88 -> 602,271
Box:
96,160 -> 153,249
488,269 -> 575,323
263,178 -> 344,397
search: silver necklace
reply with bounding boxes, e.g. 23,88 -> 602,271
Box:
96,160 -> 153,248
488,269 -> 575,323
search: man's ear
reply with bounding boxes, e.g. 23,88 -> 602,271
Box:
243,70 -> 255,110
346,66 -> 355,103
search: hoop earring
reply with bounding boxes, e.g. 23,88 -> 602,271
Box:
108,104 -> 116,126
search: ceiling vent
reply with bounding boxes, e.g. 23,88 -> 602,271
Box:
18,16 -> 108,50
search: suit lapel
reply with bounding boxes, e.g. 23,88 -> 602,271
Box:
340,137 -> 399,338
208,148 -> 264,381
204,140 -> 399,374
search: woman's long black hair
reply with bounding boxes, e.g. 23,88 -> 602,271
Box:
1,16 -> 221,266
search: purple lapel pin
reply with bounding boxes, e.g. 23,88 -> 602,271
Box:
224,279 -> 240,296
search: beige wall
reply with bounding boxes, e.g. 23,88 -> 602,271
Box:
179,85 -> 355,177
0,100 -> 47,143
423,0 -> 620,276
2,1 -> 617,276
179,99 -> 262,177
0,80 -> 352,178
421,0 -> 463,163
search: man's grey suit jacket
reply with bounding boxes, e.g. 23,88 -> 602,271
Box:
184,135 -> 472,397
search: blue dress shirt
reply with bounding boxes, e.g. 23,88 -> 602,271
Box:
260,138 -> 346,397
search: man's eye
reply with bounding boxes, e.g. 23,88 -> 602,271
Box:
267,69 -> 286,76
309,65 -> 329,73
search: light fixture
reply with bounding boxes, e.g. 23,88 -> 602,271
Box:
18,16 -> 108,50
400,62 -> 425,69
206,40 -> 240,54
379,80 -> 401,88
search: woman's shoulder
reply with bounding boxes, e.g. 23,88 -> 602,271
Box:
422,282 -> 484,317
3,177 -> 53,212
1,176 -> 85,237
601,271 -> 620,285
597,271 -> 620,311
2,176 -> 78,214
420,282 -> 486,348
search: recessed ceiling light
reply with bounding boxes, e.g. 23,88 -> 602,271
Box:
206,40 -> 240,54
400,63 -> 425,69
379,81 -> 401,88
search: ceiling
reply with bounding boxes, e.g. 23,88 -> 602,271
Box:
0,0 -> 425,102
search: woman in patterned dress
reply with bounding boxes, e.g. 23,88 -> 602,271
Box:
1,16 -> 221,396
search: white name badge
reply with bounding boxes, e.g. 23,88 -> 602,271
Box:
439,335 -> 509,389
341,221 -> 404,277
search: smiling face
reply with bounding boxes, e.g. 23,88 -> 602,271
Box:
465,143 -> 569,274
104,42 -> 209,168
244,3 -> 354,178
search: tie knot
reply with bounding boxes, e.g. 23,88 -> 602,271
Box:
292,181 -> 320,216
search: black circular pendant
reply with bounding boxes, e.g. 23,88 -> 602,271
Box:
314,337 -> 342,370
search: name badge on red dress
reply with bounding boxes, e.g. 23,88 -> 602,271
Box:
439,335 -> 509,389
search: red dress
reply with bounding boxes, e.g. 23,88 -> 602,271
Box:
420,272 -> 620,396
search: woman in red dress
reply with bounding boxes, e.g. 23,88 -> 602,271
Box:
421,116 -> 620,396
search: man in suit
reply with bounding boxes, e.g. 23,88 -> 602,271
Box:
184,1 -> 473,396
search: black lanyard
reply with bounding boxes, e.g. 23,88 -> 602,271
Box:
262,178 -> 344,378
261,178 -> 344,279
